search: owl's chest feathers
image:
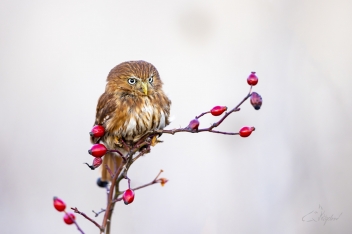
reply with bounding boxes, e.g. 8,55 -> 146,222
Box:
107,95 -> 166,141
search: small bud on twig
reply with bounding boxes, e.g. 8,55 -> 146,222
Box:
85,157 -> 103,170
158,178 -> 168,187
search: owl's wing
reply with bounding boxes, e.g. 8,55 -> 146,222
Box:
90,92 -> 117,143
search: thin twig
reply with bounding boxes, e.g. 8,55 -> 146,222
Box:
70,208 -> 102,231
132,147 -> 150,163
92,209 -> 106,217
153,169 -> 164,181
104,164 -> 114,179
196,111 -> 210,119
108,149 -> 124,157
111,169 -> 164,203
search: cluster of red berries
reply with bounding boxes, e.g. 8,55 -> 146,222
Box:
186,72 -> 261,137
86,125 -> 106,170
87,125 -> 137,204
53,197 -> 76,225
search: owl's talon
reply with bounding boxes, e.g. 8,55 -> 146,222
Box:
151,135 -> 158,147
114,136 -> 123,147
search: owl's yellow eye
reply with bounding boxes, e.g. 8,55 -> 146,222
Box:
148,77 -> 153,84
128,78 -> 136,85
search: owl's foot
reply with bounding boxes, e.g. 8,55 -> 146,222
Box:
114,136 -> 122,147
151,135 -> 163,147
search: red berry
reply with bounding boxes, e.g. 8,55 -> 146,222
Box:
88,144 -> 107,157
239,126 -> 255,137
187,119 -> 199,131
89,125 -> 105,138
63,213 -> 75,225
53,197 -> 66,212
250,92 -> 262,110
210,106 -> 227,116
123,189 -> 135,205
247,72 -> 258,86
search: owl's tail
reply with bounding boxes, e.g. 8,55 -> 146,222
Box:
101,152 -> 123,182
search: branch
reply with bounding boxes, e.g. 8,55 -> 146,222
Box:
70,208 -> 102,231
101,159 -> 125,234
158,88 -> 252,135
132,147 -> 150,163
111,170 -> 166,203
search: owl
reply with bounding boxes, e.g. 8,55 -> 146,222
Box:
91,61 -> 171,182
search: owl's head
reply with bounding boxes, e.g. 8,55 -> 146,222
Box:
106,60 -> 163,96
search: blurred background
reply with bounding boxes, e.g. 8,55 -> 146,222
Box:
1,0 -> 351,233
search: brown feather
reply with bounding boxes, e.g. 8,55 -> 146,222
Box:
91,61 -> 171,182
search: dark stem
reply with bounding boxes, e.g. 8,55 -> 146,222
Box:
196,111 -> 210,119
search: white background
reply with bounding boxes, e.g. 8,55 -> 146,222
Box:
1,0 -> 351,233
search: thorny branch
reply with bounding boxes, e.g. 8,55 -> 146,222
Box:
69,83 -> 258,233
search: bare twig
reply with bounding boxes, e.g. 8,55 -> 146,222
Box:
196,111 -> 210,119
108,149 -> 124,157
111,169 -> 165,203
132,147 -> 150,163
70,208 -> 102,231
104,164 -> 114,179
92,209 -> 106,217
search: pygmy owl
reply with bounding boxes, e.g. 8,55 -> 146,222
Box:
91,61 -> 171,182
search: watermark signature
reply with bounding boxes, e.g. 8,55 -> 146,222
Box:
302,205 -> 342,225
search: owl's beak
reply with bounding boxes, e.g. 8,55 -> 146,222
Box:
141,82 -> 148,95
